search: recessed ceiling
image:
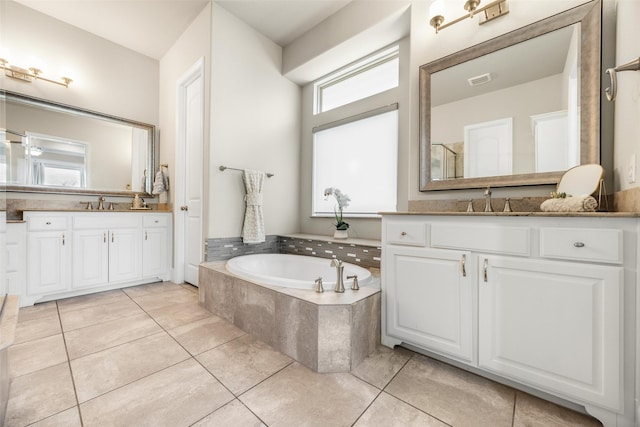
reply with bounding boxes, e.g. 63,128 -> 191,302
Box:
216,0 -> 352,47
12,0 -> 353,60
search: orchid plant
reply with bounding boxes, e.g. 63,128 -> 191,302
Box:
324,187 -> 351,230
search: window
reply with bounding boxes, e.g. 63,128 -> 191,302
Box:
313,105 -> 398,216
314,45 -> 399,114
311,44 -> 401,217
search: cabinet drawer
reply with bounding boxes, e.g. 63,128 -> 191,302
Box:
386,222 -> 426,246
431,223 -> 530,256
28,216 -> 69,231
143,214 -> 169,228
74,215 -> 140,230
539,228 -> 623,264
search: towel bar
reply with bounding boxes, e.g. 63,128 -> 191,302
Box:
219,165 -> 274,178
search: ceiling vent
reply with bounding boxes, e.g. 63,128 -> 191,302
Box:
468,73 -> 492,86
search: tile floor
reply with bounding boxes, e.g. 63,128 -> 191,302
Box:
6,282 -> 603,427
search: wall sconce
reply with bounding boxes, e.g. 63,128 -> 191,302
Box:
429,0 -> 509,33
0,56 -> 72,88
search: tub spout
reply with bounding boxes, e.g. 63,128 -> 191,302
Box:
330,259 -> 345,293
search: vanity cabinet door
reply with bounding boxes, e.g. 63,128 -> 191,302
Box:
386,245 -> 473,363
27,231 -> 70,296
109,228 -> 142,284
478,255 -> 623,411
142,227 -> 169,278
72,229 -> 109,289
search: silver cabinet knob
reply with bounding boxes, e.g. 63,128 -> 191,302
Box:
400,231 -> 407,236
180,205 -> 188,211
573,242 -> 585,248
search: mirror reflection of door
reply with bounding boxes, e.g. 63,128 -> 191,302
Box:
464,118 -> 512,178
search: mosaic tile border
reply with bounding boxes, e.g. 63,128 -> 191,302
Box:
205,235 -> 381,269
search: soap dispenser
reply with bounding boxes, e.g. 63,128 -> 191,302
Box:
132,194 -> 141,209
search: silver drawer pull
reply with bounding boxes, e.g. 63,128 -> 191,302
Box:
400,232 -> 407,236
573,242 -> 585,248
483,259 -> 488,282
46,221 -> 51,225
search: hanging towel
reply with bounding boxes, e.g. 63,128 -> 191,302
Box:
241,169 -> 266,244
152,169 -> 169,195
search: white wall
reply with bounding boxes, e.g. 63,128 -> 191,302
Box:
1,1 -> 158,125
612,0 -> 640,192
209,3 -> 301,238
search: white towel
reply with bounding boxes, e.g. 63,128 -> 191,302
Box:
241,169 -> 266,244
540,195 -> 598,212
152,169 -> 169,195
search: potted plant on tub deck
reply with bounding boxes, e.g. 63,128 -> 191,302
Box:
324,187 -> 350,239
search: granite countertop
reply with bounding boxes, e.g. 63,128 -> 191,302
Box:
381,211 -> 640,217
18,208 -> 172,213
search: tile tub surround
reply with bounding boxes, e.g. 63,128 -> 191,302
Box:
199,261 -> 381,373
206,234 -> 381,269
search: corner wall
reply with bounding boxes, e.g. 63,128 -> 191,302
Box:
209,3 -> 301,239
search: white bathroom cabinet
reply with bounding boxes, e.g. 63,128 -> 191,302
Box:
22,211 -> 171,306
381,214 -> 636,427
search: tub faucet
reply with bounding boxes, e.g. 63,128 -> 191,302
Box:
97,196 -> 105,210
330,259 -> 345,293
314,277 -> 324,293
484,185 -> 493,212
347,274 -> 359,290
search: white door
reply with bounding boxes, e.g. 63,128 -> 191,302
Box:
176,58 -> 204,286
464,118 -> 513,178
478,255 -> 622,411
109,228 -> 142,284
386,245 -> 474,363
72,229 -> 108,289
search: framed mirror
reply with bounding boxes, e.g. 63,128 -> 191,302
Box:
419,1 -> 601,191
1,90 -> 155,196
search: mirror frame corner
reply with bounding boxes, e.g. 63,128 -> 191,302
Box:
419,0 -> 602,192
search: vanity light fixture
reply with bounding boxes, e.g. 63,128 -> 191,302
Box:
0,57 -> 72,88
429,0 -> 509,34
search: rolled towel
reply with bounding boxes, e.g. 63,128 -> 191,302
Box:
540,195 -> 598,212
152,170 -> 167,195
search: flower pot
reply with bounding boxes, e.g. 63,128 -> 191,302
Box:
334,229 -> 348,239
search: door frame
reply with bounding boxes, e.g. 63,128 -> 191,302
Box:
173,57 -> 205,284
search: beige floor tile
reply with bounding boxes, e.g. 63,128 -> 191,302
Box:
9,334 -> 68,378
128,287 -> 199,311
71,332 -> 190,402
56,289 -> 130,313
59,298 -> 145,331
65,313 -> 163,359
4,363 -> 76,426
18,301 -> 58,323
80,359 -> 234,427
30,406 -> 82,427
197,335 -> 292,395
351,346 -> 412,389
513,391 -> 602,427
354,392 -> 448,427
168,315 -> 246,355
192,399 -> 265,426
122,281 -> 184,298
147,301 -> 212,329
14,314 -> 62,344
240,362 -> 379,427
385,354 -> 515,427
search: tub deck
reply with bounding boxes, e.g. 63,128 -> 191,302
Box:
199,261 -> 381,373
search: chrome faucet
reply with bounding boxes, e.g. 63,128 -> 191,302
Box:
330,259 -> 345,293
97,196 -> 106,210
484,185 -> 493,212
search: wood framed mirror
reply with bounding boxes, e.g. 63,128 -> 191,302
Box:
419,1 -> 601,191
